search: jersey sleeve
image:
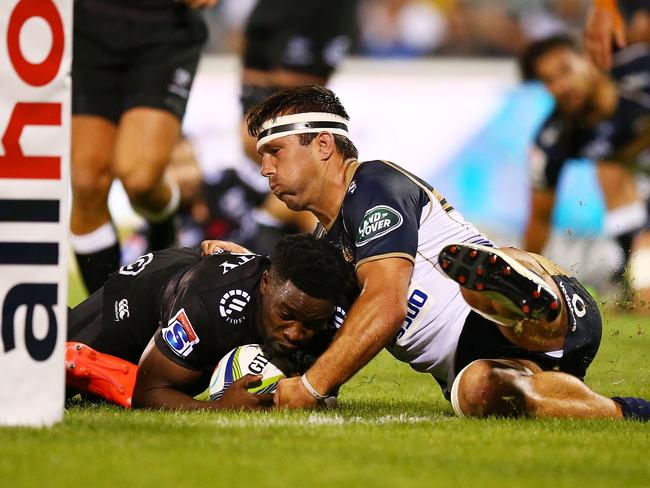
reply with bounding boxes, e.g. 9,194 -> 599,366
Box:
530,118 -> 570,191
154,286 -> 214,372
344,166 -> 423,267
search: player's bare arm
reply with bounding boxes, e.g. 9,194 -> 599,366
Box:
133,340 -> 273,411
275,257 -> 413,408
584,0 -> 626,70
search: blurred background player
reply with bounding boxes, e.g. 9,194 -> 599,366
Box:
520,35 -> 650,308
164,0 -> 358,257
70,0 -> 215,294
229,0 -> 358,254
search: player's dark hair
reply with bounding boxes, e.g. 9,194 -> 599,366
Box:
268,233 -> 349,302
519,35 -> 579,81
247,85 -> 359,160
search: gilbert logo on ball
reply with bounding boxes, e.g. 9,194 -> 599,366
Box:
209,345 -> 285,400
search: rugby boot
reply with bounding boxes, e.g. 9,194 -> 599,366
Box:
65,342 -> 137,408
438,243 -> 561,324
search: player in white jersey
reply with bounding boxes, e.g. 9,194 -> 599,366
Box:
203,85 -> 650,421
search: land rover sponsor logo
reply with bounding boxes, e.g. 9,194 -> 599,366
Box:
219,289 -> 251,325
356,205 -> 403,246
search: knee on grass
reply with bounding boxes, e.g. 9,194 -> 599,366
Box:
451,359 -> 536,418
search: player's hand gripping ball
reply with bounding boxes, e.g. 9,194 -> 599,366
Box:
209,344 -> 286,400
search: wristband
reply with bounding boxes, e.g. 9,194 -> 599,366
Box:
301,374 -> 328,401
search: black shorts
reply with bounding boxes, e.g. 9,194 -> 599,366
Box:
72,0 -> 207,123
453,274 -> 602,389
67,288 -> 140,362
243,0 -> 357,78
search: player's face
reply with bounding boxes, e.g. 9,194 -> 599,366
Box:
535,47 -> 595,115
258,135 -> 322,211
258,273 -> 334,355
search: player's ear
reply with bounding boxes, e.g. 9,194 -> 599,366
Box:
260,270 -> 270,295
316,131 -> 335,159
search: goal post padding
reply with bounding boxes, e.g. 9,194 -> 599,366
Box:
0,0 -> 71,427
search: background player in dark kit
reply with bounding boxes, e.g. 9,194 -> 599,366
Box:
70,0 -> 215,294
520,35 -> 650,308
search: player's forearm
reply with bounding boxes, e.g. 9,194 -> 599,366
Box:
132,384 -> 224,411
307,294 -> 406,394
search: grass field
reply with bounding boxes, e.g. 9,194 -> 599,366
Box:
1,283 -> 648,487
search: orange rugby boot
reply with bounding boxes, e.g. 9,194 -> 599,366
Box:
65,342 -> 137,408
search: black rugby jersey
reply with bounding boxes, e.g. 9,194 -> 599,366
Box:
531,44 -> 650,190
102,249 -> 268,393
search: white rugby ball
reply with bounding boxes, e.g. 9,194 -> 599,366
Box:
209,344 -> 286,400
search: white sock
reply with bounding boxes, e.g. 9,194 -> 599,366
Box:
71,222 -> 118,254
603,201 -> 647,237
133,178 -> 180,223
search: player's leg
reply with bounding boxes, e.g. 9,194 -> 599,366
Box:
450,358 -> 624,418
70,116 -> 120,294
70,1 -> 125,294
597,161 -> 646,273
113,107 -> 182,252
629,229 -> 650,313
115,12 -> 206,251
67,291 -> 138,408
439,243 -> 573,352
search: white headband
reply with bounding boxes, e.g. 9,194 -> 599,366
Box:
256,112 -> 350,151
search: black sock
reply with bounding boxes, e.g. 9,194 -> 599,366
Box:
75,242 -> 121,294
146,216 -> 177,251
612,396 -> 650,421
616,230 -> 637,256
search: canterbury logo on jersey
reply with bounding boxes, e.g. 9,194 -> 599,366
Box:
356,205 -> 403,246
113,299 -> 130,322
219,289 -> 251,325
119,253 -> 153,276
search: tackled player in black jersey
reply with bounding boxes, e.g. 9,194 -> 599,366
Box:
66,234 -> 348,410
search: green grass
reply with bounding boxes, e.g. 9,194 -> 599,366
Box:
5,284 -> 647,487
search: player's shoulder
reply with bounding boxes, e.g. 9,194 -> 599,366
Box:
350,160 -> 425,195
612,44 -> 650,85
185,252 -> 270,293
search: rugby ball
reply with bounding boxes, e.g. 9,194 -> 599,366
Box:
209,344 -> 286,400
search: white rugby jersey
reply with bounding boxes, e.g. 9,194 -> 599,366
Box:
315,160 -> 493,389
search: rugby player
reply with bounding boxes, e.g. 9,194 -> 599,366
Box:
205,85 -> 650,420
70,0 -> 215,294
520,35 -> 650,308
66,234 -> 348,411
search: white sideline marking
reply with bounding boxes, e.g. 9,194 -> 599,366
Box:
205,413 -> 442,428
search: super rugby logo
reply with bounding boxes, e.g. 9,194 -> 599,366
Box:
356,205 -> 403,247
162,308 -> 200,358
119,253 -> 153,276
219,289 -> 251,325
